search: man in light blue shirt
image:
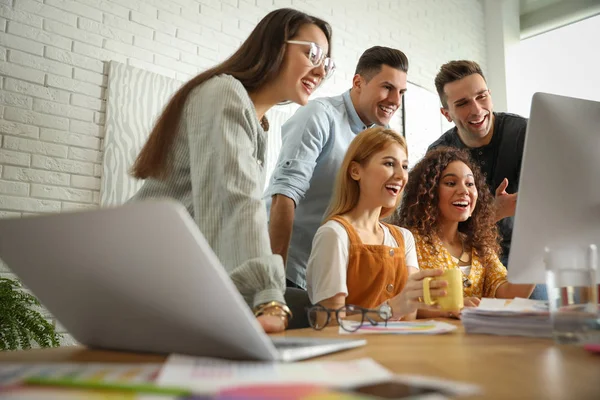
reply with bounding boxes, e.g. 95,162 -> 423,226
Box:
265,46 -> 409,289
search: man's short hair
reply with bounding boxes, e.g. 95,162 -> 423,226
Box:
354,46 -> 409,81
435,60 -> 486,108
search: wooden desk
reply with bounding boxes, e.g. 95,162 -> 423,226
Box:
1,322 -> 599,400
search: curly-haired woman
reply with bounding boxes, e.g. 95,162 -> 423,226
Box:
395,147 -> 534,317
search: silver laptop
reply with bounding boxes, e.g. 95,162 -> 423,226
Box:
0,200 -> 365,361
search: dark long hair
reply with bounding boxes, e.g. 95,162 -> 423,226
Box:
394,147 -> 500,267
131,8 -> 332,179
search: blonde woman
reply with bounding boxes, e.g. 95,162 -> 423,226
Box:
306,127 -> 445,323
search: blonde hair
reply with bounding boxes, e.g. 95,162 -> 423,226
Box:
324,127 -> 408,222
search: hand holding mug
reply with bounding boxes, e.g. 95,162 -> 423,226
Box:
389,269 -> 447,318
422,269 -> 464,312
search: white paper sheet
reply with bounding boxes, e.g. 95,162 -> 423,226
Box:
157,355 -> 482,398
338,320 -> 457,335
468,298 -> 549,315
157,356 -> 393,393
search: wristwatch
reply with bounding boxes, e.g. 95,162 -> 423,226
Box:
378,302 -> 392,321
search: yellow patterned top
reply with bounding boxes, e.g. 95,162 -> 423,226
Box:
412,232 -> 507,298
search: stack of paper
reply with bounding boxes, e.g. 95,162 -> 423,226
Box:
461,298 -> 552,338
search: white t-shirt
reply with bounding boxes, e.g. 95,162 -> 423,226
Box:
459,265 -> 472,276
306,220 -> 419,305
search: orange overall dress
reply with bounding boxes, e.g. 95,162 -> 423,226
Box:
329,216 -> 409,309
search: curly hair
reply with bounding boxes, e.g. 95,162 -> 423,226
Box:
394,147 -> 500,267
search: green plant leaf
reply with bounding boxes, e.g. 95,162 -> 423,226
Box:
0,277 -> 62,350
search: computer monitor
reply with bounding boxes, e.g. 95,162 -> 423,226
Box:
508,92 -> 600,284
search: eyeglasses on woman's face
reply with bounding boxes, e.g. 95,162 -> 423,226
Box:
286,40 -> 336,79
306,303 -> 391,332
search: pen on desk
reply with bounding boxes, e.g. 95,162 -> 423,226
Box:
25,376 -> 193,396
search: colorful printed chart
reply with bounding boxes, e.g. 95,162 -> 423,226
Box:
0,363 -> 179,399
0,364 -> 370,399
213,384 -> 368,399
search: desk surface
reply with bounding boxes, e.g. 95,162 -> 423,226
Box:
1,322 -> 599,400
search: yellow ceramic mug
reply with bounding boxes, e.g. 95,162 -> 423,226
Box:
423,269 -> 464,311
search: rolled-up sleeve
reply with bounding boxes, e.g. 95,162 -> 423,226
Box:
265,101 -> 331,206
187,78 -> 285,308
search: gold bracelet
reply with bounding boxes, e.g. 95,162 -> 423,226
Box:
262,307 -> 287,316
253,301 -> 293,320
262,310 -> 289,328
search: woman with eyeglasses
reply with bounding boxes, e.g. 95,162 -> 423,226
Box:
306,127 -> 446,329
129,8 -> 335,333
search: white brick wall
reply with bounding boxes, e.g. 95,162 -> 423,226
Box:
0,0 -> 487,339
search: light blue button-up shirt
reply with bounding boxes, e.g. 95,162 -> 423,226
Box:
265,90 -> 373,288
